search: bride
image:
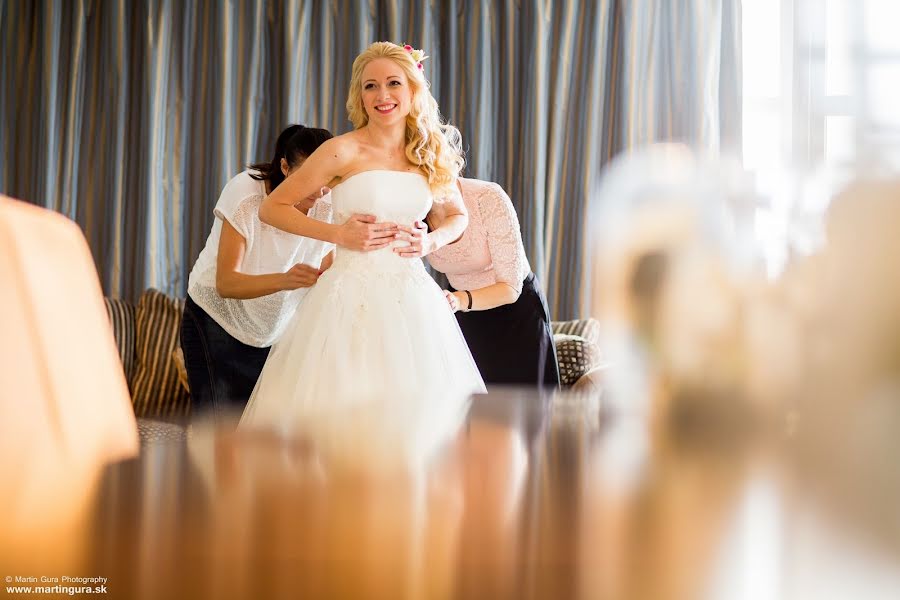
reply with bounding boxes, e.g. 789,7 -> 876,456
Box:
239,42 -> 485,448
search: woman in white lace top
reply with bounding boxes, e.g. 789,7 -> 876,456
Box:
426,178 -> 560,386
181,124 -> 399,420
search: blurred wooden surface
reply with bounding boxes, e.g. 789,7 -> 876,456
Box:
6,389 -> 900,600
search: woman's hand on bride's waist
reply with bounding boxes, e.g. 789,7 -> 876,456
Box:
393,221 -> 435,258
280,263 -> 320,290
334,214 -> 398,251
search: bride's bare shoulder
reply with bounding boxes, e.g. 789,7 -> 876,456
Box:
315,131 -> 366,169
329,130 -> 367,152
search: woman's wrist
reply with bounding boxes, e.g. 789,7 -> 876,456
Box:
255,272 -> 289,295
427,213 -> 466,253
455,290 -> 473,312
275,272 -> 293,292
422,231 -> 438,255
452,291 -> 466,311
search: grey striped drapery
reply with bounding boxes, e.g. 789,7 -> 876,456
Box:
0,0 -> 740,319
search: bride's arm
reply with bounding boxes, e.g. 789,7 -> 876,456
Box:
426,190 -> 468,250
394,188 -> 468,257
260,137 -> 398,251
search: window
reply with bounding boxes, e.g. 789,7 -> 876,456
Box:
742,0 -> 900,272
744,0 -> 900,171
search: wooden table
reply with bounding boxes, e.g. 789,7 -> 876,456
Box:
6,389 -> 900,599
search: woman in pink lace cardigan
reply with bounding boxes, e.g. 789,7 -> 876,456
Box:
424,178 -> 560,387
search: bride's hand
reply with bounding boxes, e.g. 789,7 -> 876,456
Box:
394,221 -> 435,258
444,290 -> 461,313
335,214 -> 397,251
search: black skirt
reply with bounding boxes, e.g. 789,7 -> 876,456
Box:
452,273 -> 560,387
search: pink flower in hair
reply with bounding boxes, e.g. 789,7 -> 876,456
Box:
400,43 -> 428,71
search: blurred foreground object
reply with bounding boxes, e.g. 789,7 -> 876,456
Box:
590,147 -> 900,579
592,146 -> 900,421
814,178 -> 900,397
0,195 -> 138,571
590,144 -> 767,423
787,177 -> 900,556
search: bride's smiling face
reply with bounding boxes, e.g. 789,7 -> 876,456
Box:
360,58 -> 413,124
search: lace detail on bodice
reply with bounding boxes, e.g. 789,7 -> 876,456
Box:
317,170 -> 440,298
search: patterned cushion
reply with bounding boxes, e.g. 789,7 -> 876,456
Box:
137,418 -> 187,445
551,318 -> 601,345
554,334 -> 602,386
131,289 -> 190,418
103,297 -> 136,384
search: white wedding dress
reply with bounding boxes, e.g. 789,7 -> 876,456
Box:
240,170 -> 485,461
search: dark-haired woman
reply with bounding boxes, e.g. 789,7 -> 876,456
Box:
181,124 -> 341,420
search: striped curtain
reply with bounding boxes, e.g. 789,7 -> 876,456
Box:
0,0 -> 740,319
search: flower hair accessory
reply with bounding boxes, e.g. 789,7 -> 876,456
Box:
402,44 -> 428,70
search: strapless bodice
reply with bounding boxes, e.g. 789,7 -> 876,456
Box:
330,170 -> 433,273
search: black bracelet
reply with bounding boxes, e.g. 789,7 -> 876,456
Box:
464,290 -> 473,311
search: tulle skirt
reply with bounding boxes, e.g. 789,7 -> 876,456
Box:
239,250 -> 485,464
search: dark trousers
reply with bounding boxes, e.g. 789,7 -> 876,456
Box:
180,295 -> 270,421
453,273 -> 560,387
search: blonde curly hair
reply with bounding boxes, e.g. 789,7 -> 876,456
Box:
346,42 -> 464,198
